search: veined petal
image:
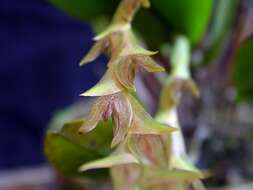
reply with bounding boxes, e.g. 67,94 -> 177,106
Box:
127,134 -> 169,167
111,93 -> 133,147
111,164 -> 140,190
114,48 -> 159,91
134,56 -> 165,72
120,45 -> 158,57
128,95 -> 176,135
170,155 -> 205,179
80,70 -> 122,97
140,167 -> 201,188
94,22 -> 131,41
79,39 -> 108,66
134,47 -> 157,56
78,97 -> 108,134
79,153 -> 138,172
118,30 -> 157,57
114,57 -> 137,91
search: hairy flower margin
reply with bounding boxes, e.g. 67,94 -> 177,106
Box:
74,0 -> 207,190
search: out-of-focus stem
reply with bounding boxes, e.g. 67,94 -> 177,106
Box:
113,0 -> 148,23
157,36 -> 192,156
171,36 -> 191,79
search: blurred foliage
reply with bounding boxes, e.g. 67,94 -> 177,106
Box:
151,0 -> 213,45
234,36 -> 253,102
44,119 -> 112,178
49,0 -> 117,20
133,9 -> 169,48
203,0 -> 238,64
49,0 -> 213,46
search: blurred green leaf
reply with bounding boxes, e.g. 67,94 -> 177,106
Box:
44,119 -> 113,178
203,0 -> 238,64
151,0 -> 213,45
234,36 -> 253,102
133,9 -> 169,48
49,0 -> 118,21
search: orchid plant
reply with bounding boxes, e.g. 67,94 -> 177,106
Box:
45,0 -> 208,189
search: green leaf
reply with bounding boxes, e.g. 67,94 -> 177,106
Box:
49,0 -> 117,21
203,0 -> 238,64
44,133 -> 107,178
151,0 -> 213,45
44,118 -> 113,178
61,120 -> 113,155
133,9 -> 169,48
234,36 -> 253,102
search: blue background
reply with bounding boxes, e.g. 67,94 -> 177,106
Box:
0,0 -> 105,169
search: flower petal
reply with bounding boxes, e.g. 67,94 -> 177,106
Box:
114,57 -> 137,91
94,23 -> 131,41
78,97 -> 108,134
111,164 -> 140,190
79,153 -> 138,172
140,167 -> 201,188
111,93 -> 133,147
128,95 -> 176,135
80,70 -> 122,97
134,56 -> 165,72
127,134 -> 169,167
120,44 -> 158,57
79,39 -> 108,66
170,155 -> 205,179
133,47 -> 157,56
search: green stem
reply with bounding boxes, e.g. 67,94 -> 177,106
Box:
113,0 -> 146,23
171,36 -> 191,79
157,36 -> 192,156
